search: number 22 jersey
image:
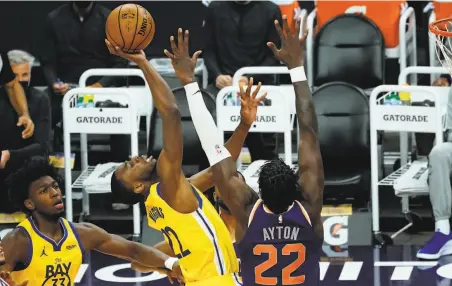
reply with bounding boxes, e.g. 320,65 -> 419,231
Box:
238,199 -> 321,286
145,183 -> 240,286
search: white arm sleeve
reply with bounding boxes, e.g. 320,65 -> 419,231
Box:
184,82 -> 231,166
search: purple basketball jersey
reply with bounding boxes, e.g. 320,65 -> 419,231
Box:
238,199 -> 321,286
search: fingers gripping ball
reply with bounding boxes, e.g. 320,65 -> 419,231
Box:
106,4 -> 155,53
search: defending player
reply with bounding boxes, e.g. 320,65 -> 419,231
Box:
173,15 -> 324,285
106,29 -> 250,285
0,159 -> 184,286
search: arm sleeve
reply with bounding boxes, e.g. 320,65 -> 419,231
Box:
0,52 -> 16,85
203,6 -> 222,81
39,16 -> 58,86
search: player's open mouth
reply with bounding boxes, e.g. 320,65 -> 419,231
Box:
54,200 -> 64,210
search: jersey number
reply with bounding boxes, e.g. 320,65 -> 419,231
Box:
52,278 -> 67,286
161,226 -> 191,259
253,243 -> 306,285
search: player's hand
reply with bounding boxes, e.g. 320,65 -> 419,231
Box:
216,75 -> 232,89
239,77 -> 268,126
105,39 -> 147,66
170,261 -> 185,285
267,15 -> 308,69
52,82 -> 69,95
0,271 -> 28,286
17,115 -> 34,139
164,28 -> 202,86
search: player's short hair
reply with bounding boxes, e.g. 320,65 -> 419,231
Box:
258,158 -> 299,214
6,158 -> 62,212
110,171 -> 144,205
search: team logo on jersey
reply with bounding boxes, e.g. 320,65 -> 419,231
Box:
148,207 -> 164,223
41,262 -> 72,286
40,246 -> 48,257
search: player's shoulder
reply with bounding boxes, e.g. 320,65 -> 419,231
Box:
1,227 -> 31,253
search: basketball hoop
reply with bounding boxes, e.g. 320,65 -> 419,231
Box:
430,17 -> 452,74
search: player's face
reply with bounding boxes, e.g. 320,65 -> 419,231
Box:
0,244 -> 5,266
116,156 -> 157,190
27,176 -> 64,216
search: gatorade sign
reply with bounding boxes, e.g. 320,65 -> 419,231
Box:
374,105 -> 439,133
216,86 -> 291,133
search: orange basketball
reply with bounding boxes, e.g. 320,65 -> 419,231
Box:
105,4 -> 155,53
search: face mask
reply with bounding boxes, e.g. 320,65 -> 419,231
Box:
73,1 -> 92,9
19,81 -> 30,94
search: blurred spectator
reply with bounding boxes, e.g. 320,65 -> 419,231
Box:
38,1 -> 130,163
203,1 -> 282,161
0,51 -> 35,140
417,77 -> 452,260
39,1 -> 128,128
0,50 -> 49,213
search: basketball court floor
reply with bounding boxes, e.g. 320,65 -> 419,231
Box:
74,245 -> 452,285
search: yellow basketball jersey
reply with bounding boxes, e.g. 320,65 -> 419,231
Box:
11,217 -> 83,286
145,183 -> 239,285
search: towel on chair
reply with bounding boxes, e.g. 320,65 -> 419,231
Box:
393,160 -> 429,196
83,162 -> 122,193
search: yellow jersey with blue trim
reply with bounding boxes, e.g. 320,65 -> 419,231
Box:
145,183 -> 241,285
11,217 -> 84,286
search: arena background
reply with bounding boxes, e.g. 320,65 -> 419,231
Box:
0,1 -> 451,285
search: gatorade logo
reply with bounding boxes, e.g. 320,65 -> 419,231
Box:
382,114 -> 428,123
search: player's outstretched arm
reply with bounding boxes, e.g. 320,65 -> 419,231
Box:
268,15 -> 324,233
105,40 -> 184,196
76,223 -> 184,283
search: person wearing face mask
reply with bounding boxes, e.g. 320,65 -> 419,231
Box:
0,50 -> 50,214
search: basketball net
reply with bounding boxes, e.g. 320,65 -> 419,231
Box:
430,18 -> 452,74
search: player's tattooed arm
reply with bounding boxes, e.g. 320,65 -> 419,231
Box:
0,229 -> 30,273
188,121 -> 251,192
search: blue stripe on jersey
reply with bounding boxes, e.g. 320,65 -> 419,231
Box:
195,209 -> 225,275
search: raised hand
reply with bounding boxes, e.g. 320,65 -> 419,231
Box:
239,77 -> 268,126
267,15 -> 308,69
105,40 -> 147,66
164,28 -> 202,85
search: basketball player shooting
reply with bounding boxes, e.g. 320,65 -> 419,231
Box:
0,159 -> 184,286
171,14 -> 324,285
107,30 -> 253,285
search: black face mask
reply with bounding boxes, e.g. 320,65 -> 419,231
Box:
73,1 -> 92,9
19,81 -> 30,95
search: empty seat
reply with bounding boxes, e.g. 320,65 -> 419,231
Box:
314,14 -> 385,89
313,82 -> 370,202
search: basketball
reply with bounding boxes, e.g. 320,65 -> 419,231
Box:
105,4 -> 155,53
